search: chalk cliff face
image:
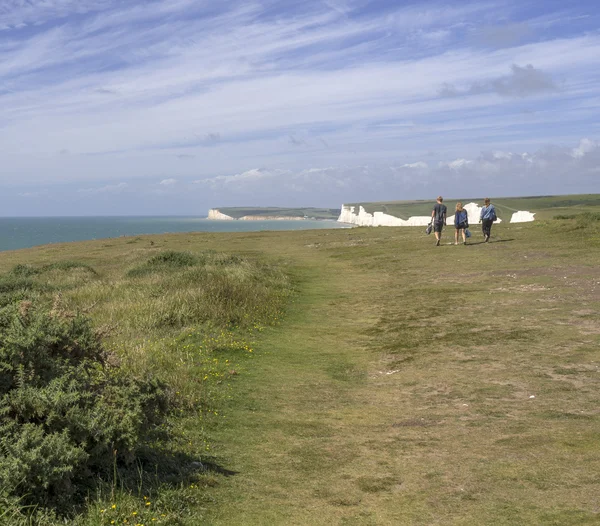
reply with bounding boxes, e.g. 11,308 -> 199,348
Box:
207,209 -> 234,220
337,202 -> 537,226
337,205 -> 431,227
510,211 -> 535,223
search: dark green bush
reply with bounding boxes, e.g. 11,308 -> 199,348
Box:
148,251 -> 198,267
0,301 -> 171,510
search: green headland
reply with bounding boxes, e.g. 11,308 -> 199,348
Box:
213,207 -> 341,220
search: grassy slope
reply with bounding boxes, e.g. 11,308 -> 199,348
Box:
351,194 -> 600,221
215,207 -> 340,220
1,217 -> 599,525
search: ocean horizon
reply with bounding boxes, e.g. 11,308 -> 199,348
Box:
0,216 -> 348,252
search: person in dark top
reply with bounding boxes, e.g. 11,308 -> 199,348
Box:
431,196 -> 447,246
479,197 -> 497,242
454,202 -> 469,245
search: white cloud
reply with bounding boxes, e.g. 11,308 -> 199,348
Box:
401,161 -> 429,169
159,178 -> 177,185
195,168 -> 287,188
442,159 -> 474,170
77,182 -> 128,194
571,138 -> 598,158
194,138 -> 600,203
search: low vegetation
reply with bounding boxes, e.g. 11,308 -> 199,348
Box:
0,248 -> 291,524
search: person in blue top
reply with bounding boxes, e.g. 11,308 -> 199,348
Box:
454,202 -> 469,245
479,197 -> 497,242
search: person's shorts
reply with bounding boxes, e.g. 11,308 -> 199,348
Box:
434,221 -> 444,233
455,223 -> 467,230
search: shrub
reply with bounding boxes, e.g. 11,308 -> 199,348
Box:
0,301 -> 171,511
554,212 -> 600,222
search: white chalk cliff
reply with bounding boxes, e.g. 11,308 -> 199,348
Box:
207,209 -> 234,220
510,210 -> 536,223
338,202 -> 534,227
337,205 -> 430,227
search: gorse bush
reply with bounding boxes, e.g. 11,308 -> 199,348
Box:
0,301 -> 171,511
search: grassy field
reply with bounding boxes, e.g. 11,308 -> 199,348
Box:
350,193 -> 600,221
214,207 -> 340,220
0,213 -> 599,525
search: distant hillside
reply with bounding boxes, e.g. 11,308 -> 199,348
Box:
214,207 -> 340,220
349,194 -> 600,221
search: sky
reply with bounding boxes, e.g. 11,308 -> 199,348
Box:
1,0 -> 599,216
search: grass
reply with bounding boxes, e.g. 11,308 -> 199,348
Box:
0,215 -> 599,524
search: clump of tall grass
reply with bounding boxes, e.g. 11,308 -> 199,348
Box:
554,212 -> 600,236
0,261 -> 99,300
93,250 -> 292,331
554,212 -> 600,222
10,261 -> 98,276
126,250 -> 199,277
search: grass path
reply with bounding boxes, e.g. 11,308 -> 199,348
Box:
202,224 -> 600,525
207,250 -> 399,524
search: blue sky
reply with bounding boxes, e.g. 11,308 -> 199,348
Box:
1,0 -> 599,216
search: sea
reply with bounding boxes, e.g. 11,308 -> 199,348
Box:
0,216 -> 348,252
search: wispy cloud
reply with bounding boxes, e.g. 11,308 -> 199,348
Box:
440,64 -> 558,98
0,1 -> 599,215
77,182 -> 128,194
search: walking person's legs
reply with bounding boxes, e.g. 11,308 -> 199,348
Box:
434,222 -> 443,246
462,228 -> 467,244
482,219 -> 492,241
